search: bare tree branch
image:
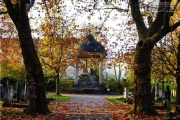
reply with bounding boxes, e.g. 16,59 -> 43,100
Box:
130,0 -> 148,39
149,0 -> 179,37
26,0 -> 35,11
104,2 -> 129,13
152,20 -> 180,44
155,44 -> 176,76
148,0 -> 167,36
1,0 -> 35,15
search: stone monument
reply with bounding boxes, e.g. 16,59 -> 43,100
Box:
74,68 -> 100,93
78,68 -> 99,87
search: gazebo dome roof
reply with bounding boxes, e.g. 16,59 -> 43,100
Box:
77,34 -> 106,58
78,34 -> 106,58
79,34 -> 106,53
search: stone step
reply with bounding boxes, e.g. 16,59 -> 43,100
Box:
60,112 -> 113,120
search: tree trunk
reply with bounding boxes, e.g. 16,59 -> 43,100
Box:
15,14 -> 49,115
118,64 -> 121,81
129,0 -> 180,116
5,1 -> 49,115
176,42 -> 180,105
132,41 -> 157,115
176,77 -> 180,105
114,64 -> 118,81
56,72 -> 60,95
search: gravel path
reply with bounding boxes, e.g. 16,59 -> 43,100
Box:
47,94 -> 121,120
66,95 -> 115,120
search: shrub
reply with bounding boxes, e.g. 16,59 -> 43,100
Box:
60,79 -> 74,93
45,77 -> 56,92
103,80 -> 123,94
45,78 -> 74,93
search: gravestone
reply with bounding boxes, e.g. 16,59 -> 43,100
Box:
165,85 -> 171,110
124,87 -> 129,98
151,86 -> 155,101
171,89 -> 176,97
8,85 -> 13,101
155,83 -> 159,99
4,85 -> 13,104
0,84 -> 4,99
23,82 -> 28,102
159,89 -> 162,97
16,82 -> 22,102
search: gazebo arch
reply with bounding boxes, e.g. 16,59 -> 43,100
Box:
74,34 -> 106,93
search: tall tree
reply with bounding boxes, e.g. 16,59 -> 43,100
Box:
1,0 -> 49,114
129,0 -> 180,115
37,1 -> 80,95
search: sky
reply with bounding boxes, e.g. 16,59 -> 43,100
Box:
29,0 -> 137,61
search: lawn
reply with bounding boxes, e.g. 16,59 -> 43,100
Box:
106,97 -> 124,104
46,93 -> 72,101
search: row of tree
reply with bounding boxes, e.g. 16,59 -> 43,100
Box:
0,0 -> 180,117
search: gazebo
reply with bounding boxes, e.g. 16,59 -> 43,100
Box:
73,34 -> 106,93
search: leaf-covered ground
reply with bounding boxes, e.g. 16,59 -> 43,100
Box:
1,101 -> 171,120
46,101 -> 168,120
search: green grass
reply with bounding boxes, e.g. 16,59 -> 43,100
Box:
106,97 -> 123,104
46,94 -> 72,101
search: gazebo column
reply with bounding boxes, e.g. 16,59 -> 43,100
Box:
75,63 -> 79,84
99,59 -> 103,85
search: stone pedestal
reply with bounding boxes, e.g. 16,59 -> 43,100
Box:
73,72 -> 102,94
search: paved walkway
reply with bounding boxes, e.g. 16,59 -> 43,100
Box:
46,94 -> 122,120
